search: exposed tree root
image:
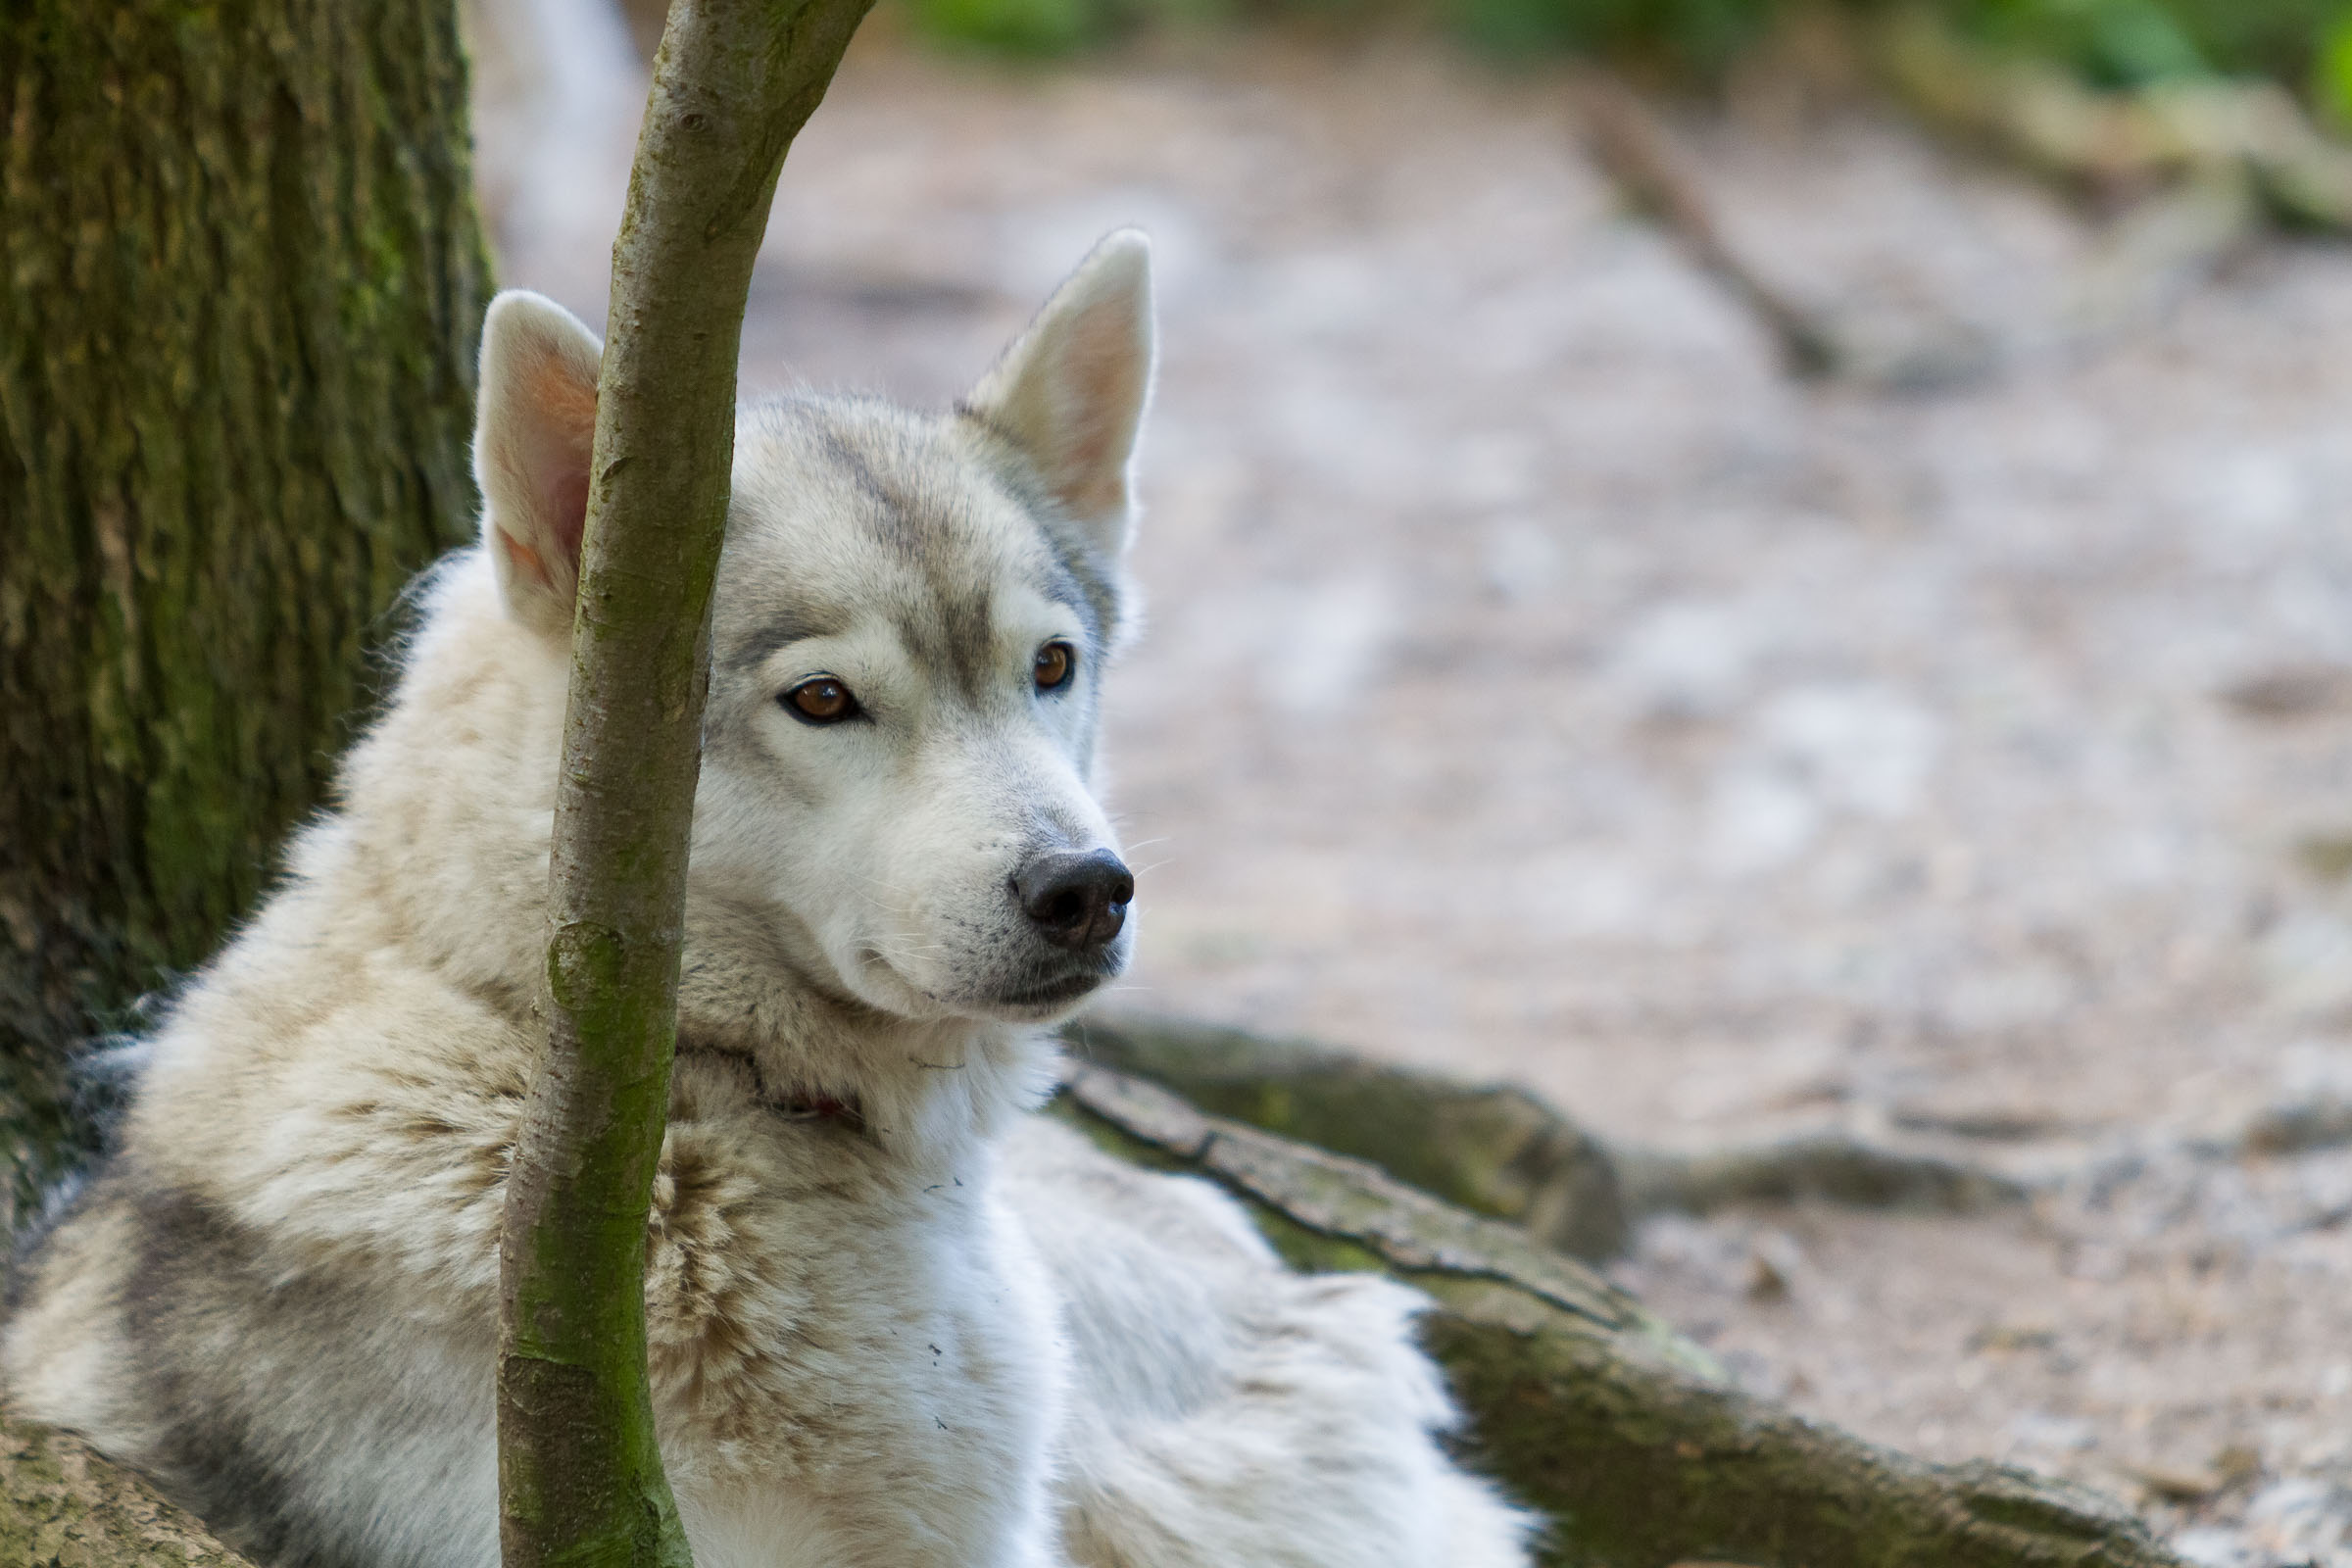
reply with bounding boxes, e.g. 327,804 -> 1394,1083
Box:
1056,1061 -> 2187,1568
0,1410 -> 254,1568
1061,1011 -> 1631,1258
1063,1012 -> 2036,1241
1619,1132 -> 2032,1217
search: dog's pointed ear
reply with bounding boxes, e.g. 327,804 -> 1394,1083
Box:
962,229 -> 1155,556
474,289 -> 603,639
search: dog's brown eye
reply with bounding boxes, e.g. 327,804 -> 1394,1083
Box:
783,676 -> 859,724
1034,641 -> 1076,692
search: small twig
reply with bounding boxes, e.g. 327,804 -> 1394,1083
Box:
1569,67 -> 1841,378
1617,1132 -> 2034,1218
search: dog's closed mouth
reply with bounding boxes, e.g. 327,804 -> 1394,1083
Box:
993,971 -> 1106,1008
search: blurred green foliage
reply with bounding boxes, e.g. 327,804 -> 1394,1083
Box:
1958,0 -> 2207,88
2317,6 -> 2352,123
1950,0 -> 2352,90
905,0 -> 1248,53
909,0 -> 1104,53
902,0 -> 2352,128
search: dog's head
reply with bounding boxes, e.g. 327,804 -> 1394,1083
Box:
472,233 -> 1152,1025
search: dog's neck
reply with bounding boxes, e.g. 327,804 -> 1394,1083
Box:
670,955 -> 1056,1169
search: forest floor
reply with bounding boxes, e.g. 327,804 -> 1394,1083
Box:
491,25 -> 2352,1564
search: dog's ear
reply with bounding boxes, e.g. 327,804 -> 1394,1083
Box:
962,229 -> 1155,557
474,289 -> 604,640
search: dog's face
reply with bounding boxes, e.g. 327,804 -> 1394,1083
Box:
689,395 -> 1135,1022
471,234 -> 1154,1023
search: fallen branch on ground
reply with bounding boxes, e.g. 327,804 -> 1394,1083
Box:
1567,67 -> 2010,388
1569,67 -> 1840,380
1618,1131 -> 2032,1216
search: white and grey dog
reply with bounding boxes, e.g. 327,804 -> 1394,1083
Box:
4,233 -> 1532,1568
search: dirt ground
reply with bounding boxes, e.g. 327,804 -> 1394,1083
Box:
486,24 -> 2352,1562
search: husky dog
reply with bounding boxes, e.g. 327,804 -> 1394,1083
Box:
4,233 -> 1531,1568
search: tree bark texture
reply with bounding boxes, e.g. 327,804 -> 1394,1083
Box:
0,0 -> 491,1225
1,1408 -> 256,1568
492,2 -> 878,1564
1062,1011 -> 1633,1260
1057,1062 -> 2189,1568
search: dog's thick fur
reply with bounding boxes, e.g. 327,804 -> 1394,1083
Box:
4,234 -> 1532,1568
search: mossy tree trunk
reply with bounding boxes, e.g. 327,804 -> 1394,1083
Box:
0,0 -> 491,1222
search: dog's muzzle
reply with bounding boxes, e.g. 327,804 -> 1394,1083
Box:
1011,848 -> 1134,953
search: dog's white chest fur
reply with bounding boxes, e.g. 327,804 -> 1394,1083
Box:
644,1048 -> 1067,1560
651,1078 -> 1067,1568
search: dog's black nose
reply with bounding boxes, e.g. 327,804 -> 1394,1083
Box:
1013,849 -> 1134,952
